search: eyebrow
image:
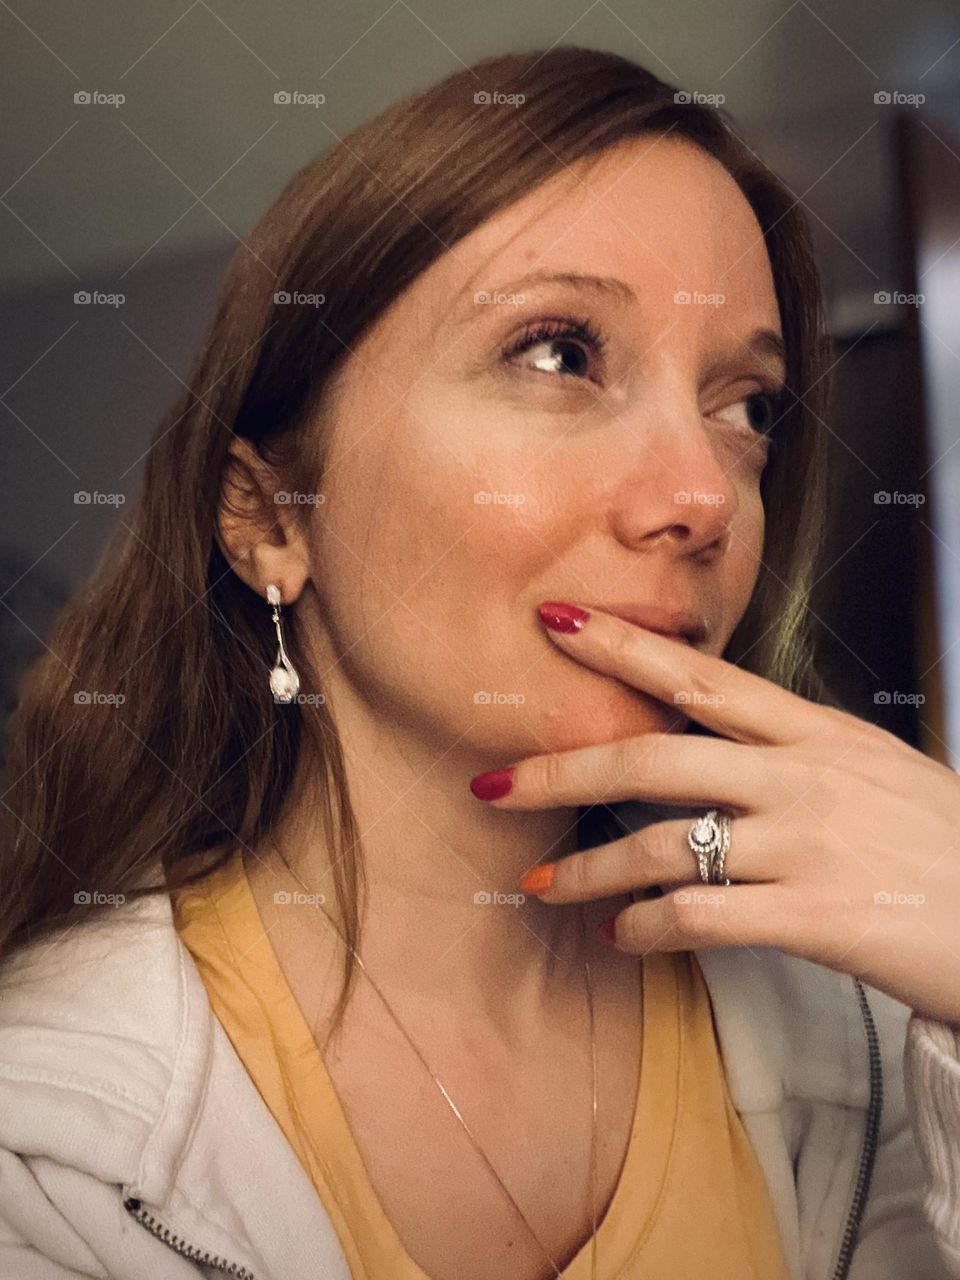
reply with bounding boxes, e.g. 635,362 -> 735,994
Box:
450,269 -> 787,375
741,328 -> 786,369
451,271 -> 635,325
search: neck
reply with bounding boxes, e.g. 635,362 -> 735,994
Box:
255,683 -> 629,1043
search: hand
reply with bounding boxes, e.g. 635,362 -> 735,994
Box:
470,602 -> 960,1025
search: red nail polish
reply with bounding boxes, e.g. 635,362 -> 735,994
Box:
538,602 -> 591,633
599,916 -> 617,942
470,767 -> 515,800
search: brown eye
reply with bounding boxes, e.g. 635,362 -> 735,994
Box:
714,387 -> 786,438
501,315 -> 607,386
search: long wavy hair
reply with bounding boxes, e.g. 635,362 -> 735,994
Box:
1,45 -> 832,1042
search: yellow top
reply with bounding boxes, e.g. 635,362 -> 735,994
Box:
172,851 -> 791,1279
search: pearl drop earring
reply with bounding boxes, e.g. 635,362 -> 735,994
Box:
266,583 -> 300,703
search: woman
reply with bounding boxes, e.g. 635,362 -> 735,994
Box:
0,44 -> 958,1280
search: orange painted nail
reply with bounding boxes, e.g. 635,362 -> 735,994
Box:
519,863 -> 555,894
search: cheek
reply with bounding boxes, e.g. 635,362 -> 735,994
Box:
310,416 -> 620,747
339,422 -> 570,602
312,415 -> 570,660
720,487 -> 765,632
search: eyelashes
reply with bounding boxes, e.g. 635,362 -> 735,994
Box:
744,387 -> 790,437
498,309 -> 789,441
499,313 -> 609,386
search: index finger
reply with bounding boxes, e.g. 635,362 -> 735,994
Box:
539,602 -> 825,747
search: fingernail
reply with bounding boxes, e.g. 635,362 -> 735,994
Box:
599,916 -> 617,942
470,767 -> 515,800
519,863 -> 554,894
538,602 -> 591,633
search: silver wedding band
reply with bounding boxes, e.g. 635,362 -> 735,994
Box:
687,808 -> 732,886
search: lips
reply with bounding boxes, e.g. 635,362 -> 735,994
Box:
586,602 -> 709,645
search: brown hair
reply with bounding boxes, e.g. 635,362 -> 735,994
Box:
0,46 -> 832,1041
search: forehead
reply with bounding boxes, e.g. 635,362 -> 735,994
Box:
409,134 -> 780,334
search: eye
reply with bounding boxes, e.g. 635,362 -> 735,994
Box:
500,314 -> 607,386
714,387 -> 787,438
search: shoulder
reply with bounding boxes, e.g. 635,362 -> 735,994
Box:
0,876 -> 214,1179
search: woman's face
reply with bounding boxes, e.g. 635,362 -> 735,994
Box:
302,134 -> 786,763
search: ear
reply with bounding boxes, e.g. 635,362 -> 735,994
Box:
215,436 -> 310,604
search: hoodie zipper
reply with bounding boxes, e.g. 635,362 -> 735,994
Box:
123,1196 -> 259,1279
830,976 -> 884,1280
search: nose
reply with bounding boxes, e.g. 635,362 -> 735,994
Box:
606,415 -> 739,563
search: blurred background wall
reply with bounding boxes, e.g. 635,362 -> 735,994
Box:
2,0 -> 959,764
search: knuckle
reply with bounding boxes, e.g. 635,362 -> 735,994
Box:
565,850 -> 592,896
757,746 -> 806,802
607,736 -> 641,791
684,661 -> 716,702
643,821 -> 681,878
667,887 -> 722,938
607,622 -> 639,667
534,751 -> 568,798
616,908 -> 642,951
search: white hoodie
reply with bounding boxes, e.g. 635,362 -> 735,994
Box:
1,877 -> 959,1280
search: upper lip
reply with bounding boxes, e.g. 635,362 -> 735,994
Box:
586,602 -> 709,645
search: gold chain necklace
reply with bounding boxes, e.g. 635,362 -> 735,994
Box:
266,836 -> 600,1279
